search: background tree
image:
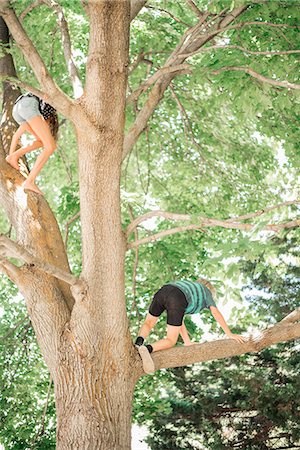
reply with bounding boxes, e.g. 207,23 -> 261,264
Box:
0,1 -> 299,449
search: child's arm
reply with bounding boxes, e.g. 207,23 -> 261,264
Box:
210,306 -> 246,343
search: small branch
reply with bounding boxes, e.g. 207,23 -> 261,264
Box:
145,5 -> 191,27
19,0 -> 43,21
212,66 -> 300,89
29,375 -> 53,447
129,207 -> 141,323
169,83 -> 205,162
225,200 -> 300,222
128,224 -> 205,249
126,64 -> 191,105
0,256 -> 21,279
0,234 -> 82,287
1,317 -> 29,340
41,0 -> 83,98
2,76 -> 47,99
64,211 -> 80,248
180,44 -> 300,59
185,0 -> 204,18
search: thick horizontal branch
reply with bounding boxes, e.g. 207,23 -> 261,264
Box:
152,315 -> 300,371
0,234 -> 83,288
0,4 -> 73,116
212,66 -> 300,89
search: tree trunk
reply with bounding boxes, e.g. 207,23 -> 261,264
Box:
55,347 -> 135,450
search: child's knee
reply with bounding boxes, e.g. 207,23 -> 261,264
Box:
167,337 -> 177,347
45,142 -> 57,155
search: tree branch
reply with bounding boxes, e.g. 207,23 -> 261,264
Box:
0,317 -> 29,340
185,0 -> 204,18
19,0 -> 43,21
152,317 -> 300,372
41,0 -> 83,98
127,224 -> 205,249
130,0 -> 147,21
127,217 -> 300,248
145,5 -> 191,27
1,76 -> 47,99
212,66 -> 300,89
123,5 -> 249,158
64,211 -> 80,248
126,200 -> 300,237
128,207 -> 141,323
126,64 -> 191,104
169,83 -> 206,162
180,44 -> 300,59
0,234 -> 83,288
0,4 -> 74,116
0,256 -> 21,280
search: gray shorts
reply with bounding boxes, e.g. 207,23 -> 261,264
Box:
12,96 -> 42,125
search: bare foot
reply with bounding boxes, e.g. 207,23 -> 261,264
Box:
22,181 -> 44,196
6,154 -> 20,171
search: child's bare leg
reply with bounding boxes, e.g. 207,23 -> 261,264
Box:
151,325 -> 180,352
137,313 -> 158,340
6,140 -> 43,171
22,116 -> 56,194
6,122 -> 43,170
8,123 -> 27,155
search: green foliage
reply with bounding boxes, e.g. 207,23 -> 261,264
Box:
0,277 -> 55,450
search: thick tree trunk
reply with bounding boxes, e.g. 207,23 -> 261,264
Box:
54,347 -> 135,450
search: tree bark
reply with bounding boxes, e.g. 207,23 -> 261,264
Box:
54,344 -> 136,450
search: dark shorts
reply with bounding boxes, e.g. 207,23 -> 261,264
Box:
149,284 -> 188,326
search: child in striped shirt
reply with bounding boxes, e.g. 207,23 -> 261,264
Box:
135,278 -> 246,373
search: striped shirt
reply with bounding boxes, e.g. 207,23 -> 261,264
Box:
167,280 -> 216,314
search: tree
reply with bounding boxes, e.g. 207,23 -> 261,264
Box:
0,1 -> 299,448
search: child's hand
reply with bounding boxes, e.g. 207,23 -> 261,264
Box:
226,332 -> 246,344
184,341 -> 197,346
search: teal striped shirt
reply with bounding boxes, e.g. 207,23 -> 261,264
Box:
167,280 -> 216,314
